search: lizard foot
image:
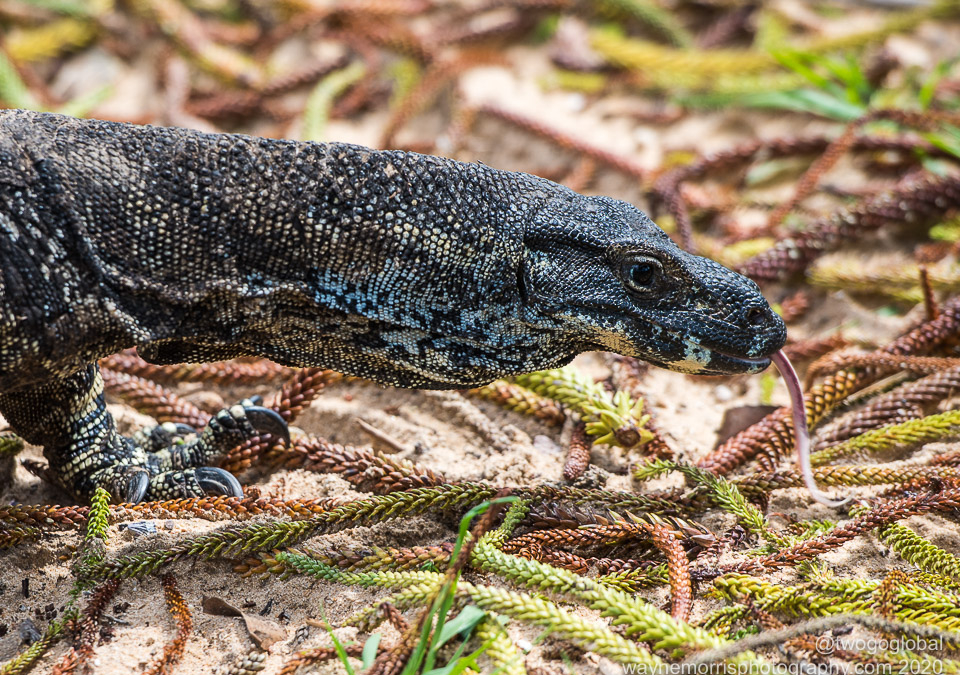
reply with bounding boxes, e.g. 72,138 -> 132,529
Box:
121,401 -> 288,502
92,466 -> 244,504
0,365 -> 289,503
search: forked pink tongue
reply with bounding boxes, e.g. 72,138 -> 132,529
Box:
770,350 -> 851,508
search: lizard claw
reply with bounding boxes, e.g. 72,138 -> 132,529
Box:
244,406 -> 290,446
194,467 -> 243,498
171,422 -> 198,436
99,468 -> 150,504
120,472 -> 150,504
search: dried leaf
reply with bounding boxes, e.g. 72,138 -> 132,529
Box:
202,596 -> 287,649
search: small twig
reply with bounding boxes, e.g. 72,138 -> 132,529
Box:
355,418 -> 410,455
920,264 -> 940,321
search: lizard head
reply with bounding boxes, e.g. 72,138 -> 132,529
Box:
521,193 -> 786,376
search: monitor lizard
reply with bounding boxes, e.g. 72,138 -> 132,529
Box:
0,109 -> 786,503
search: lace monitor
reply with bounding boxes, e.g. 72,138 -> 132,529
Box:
0,109 -> 785,503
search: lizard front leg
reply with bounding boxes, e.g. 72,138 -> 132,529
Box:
0,364 -> 288,502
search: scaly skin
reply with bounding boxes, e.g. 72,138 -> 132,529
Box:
0,109 -> 785,502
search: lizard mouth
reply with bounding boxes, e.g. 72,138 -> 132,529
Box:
582,309 -> 783,375
706,349 -> 772,374
648,334 -> 775,375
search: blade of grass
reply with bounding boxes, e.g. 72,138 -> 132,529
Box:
320,607 -> 356,675
435,605 -> 486,649
424,641 -> 489,675
676,89 -> 865,119
772,50 -> 840,95
404,496 -> 517,675
361,633 -> 382,671
920,58 -> 959,109
817,54 -> 871,105
424,497 -> 516,672
923,125 -> 960,161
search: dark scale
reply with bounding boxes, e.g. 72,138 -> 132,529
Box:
0,109 -> 785,503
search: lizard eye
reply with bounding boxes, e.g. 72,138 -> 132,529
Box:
621,257 -> 661,293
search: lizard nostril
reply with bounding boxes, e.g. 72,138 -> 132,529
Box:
746,307 -> 766,326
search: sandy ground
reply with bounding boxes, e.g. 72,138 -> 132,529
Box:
2,357 -> 773,674
1,14 -> 959,675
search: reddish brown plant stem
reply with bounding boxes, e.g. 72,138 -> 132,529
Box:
645,522 -> 692,621
563,423 -> 592,481
142,575 -> 193,675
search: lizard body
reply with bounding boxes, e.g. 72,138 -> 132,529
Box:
0,109 -> 785,502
